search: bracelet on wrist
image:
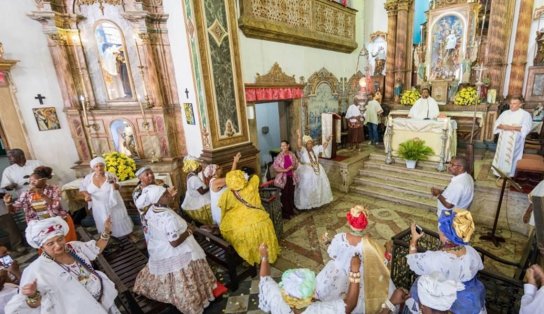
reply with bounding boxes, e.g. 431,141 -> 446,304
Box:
349,277 -> 360,283
261,256 -> 268,262
26,290 -> 41,307
381,299 -> 396,311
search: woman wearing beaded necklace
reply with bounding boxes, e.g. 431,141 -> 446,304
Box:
6,216 -> 119,313
406,209 -> 486,314
294,129 -> 333,210
316,205 -> 394,313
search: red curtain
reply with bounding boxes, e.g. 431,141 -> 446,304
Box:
245,87 -> 304,102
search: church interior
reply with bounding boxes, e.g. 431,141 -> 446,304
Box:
1,0 -> 544,313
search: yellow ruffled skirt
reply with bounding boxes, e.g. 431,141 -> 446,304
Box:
220,207 -> 280,265
184,204 -> 213,225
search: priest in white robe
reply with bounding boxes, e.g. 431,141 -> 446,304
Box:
492,97 -> 533,177
408,88 -> 440,120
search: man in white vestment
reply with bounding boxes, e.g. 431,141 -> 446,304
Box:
492,97 -> 533,177
408,88 -> 440,120
431,156 -> 474,217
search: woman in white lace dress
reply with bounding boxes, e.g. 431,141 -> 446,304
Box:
133,185 -> 217,314
205,153 -> 240,225
181,156 -> 212,225
406,209 -> 486,314
294,129 -> 333,210
316,205 -> 394,313
258,243 -> 361,314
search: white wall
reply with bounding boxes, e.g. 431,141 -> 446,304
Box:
0,0 -> 79,184
255,102 -> 281,166
237,1 -> 367,85
164,0 -> 203,157
363,0 -> 388,40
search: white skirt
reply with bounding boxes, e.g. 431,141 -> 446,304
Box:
92,191 -> 134,238
294,164 -> 333,210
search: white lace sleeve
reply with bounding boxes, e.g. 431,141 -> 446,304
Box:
258,276 -> 292,314
68,240 -> 100,262
406,250 -> 444,276
163,212 -> 187,242
327,234 -> 343,260
304,299 -> 345,313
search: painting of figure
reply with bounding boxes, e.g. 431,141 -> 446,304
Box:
429,14 -> 464,81
367,35 -> 387,76
33,107 -> 61,131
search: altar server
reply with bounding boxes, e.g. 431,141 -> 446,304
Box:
408,88 -> 439,120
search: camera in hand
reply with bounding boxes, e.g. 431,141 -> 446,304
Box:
1,255 -> 14,267
415,225 -> 424,235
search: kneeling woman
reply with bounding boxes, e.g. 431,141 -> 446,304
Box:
134,185 -> 216,314
218,170 -> 280,265
6,216 -> 119,313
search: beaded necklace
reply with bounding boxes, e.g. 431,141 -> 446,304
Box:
306,148 -> 320,175
348,229 -> 365,237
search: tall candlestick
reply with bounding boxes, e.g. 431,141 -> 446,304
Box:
135,39 -> 143,68
80,95 -> 88,124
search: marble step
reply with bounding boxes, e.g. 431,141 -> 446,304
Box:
352,176 -> 431,198
362,160 -> 453,182
367,153 -> 444,171
350,184 -> 436,212
355,169 -> 448,190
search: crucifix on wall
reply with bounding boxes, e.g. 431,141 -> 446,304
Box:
34,94 -> 46,105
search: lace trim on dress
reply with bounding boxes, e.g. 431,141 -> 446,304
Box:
148,251 -> 196,275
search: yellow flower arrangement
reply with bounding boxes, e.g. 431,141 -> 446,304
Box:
400,89 -> 421,106
454,86 -> 479,106
103,152 -> 136,181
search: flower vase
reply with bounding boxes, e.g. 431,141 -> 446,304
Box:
405,160 -> 417,169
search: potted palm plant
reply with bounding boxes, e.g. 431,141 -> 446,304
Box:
397,138 -> 434,169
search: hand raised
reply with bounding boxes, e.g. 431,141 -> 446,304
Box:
410,222 -> 424,242
259,243 -> 269,257
21,279 -> 38,297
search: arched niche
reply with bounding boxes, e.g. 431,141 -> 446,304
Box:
109,118 -> 140,159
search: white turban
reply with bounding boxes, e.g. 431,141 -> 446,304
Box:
135,166 -> 151,178
302,135 -> 313,145
204,164 -> 219,178
25,217 -> 69,249
135,185 -> 166,209
90,157 -> 106,169
417,272 -> 465,311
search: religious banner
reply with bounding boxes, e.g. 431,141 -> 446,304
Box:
32,107 -> 61,131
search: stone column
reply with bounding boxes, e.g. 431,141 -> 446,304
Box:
485,0 -> 516,93
394,0 -> 411,90
507,0 -> 535,97
384,0 -> 397,101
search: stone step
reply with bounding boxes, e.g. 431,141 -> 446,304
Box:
352,176 -> 431,198
350,184 -> 436,212
356,169 -> 448,190
367,152 -> 444,170
363,160 -> 452,182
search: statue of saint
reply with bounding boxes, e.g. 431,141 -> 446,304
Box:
535,29 -> 544,65
371,46 -> 386,76
448,80 -> 459,103
461,59 -> 472,83
394,79 -> 403,103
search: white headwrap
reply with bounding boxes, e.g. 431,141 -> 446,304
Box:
302,135 -> 313,145
135,166 -> 151,178
345,103 -> 362,119
204,164 -> 219,178
90,157 -> 106,169
25,217 -> 69,249
135,185 -> 167,209
417,272 -> 465,311
279,268 -> 316,309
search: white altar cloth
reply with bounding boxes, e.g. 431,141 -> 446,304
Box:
384,118 -> 457,162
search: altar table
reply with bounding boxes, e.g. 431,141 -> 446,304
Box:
384,118 -> 457,162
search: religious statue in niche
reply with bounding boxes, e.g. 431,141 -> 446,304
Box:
394,78 -> 403,103
429,15 -> 464,81
414,45 -> 427,84
535,28 -> 544,65
110,119 -> 139,158
95,21 -> 134,101
367,33 -> 387,76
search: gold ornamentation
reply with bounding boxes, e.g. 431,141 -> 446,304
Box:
207,19 -> 228,47
255,63 -> 296,85
370,31 -> 387,42
77,0 -> 122,15
305,67 -> 340,97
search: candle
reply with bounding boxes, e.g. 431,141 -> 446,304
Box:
80,95 -> 88,125
135,39 -> 143,68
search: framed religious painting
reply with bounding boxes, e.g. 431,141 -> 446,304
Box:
367,31 -> 387,77
426,3 -> 478,82
525,66 -> 544,102
32,107 -> 61,131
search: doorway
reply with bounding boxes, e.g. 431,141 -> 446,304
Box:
254,101 -> 292,169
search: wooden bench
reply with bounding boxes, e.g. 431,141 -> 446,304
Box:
77,227 -> 173,314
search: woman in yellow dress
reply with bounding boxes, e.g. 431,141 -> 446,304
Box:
217,167 -> 280,265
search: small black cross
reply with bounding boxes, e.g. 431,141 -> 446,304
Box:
184,88 -> 189,99
34,94 -> 46,105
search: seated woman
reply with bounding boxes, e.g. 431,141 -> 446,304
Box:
79,157 -> 134,238
6,216 -> 119,313
316,205 -> 393,313
258,243 -> 360,313
294,129 -> 333,210
521,264 -> 544,313
181,156 -> 213,225
406,209 -> 486,314
3,166 -> 77,242
134,185 -> 216,313
273,140 -> 299,219
205,153 -> 240,225
217,169 -> 280,265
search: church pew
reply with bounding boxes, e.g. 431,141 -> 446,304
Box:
390,227 -> 531,314
76,227 -> 172,314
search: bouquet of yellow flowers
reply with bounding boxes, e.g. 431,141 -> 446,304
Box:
400,89 -> 421,106
103,152 -> 136,181
454,86 -> 479,106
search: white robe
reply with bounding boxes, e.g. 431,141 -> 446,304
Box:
181,174 -> 210,211
492,109 -> 533,177
79,172 -> 133,237
294,146 -> 333,210
258,276 -> 345,314
520,284 -> 544,314
5,241 -> 119,314
408,97 -> 439,120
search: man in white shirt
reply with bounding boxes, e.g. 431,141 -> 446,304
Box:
408,88 -> 440,120
0,149 -> 42,253
521,264 -> 544,314
431,156 -> 474,217
492,97 -> 533,177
